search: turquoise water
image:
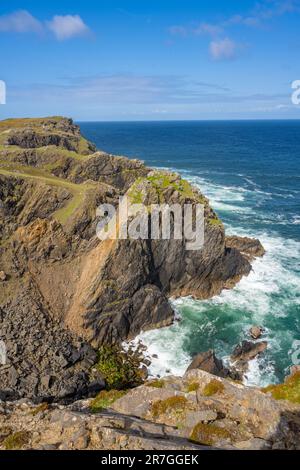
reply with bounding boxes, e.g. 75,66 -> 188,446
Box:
80,120 -> 300,386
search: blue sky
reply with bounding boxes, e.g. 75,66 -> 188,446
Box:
0,0 -> 300,120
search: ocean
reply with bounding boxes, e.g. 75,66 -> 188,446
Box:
80,120 -> 300,386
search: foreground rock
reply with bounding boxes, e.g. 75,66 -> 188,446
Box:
0,400 -> 208,451
1,369 -> 299,450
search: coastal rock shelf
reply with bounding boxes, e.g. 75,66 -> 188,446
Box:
1,368 -> 300,450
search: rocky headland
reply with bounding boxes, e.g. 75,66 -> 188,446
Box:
0,116 -> 298,450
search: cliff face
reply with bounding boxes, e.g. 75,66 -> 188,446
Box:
0,117 -> 264,401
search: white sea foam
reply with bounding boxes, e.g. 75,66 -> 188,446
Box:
292,215 -> 300,225
134,320 -> 190,378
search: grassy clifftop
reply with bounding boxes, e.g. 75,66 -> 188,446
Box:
0,117 -> 142,226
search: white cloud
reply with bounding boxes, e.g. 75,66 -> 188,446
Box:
193,22 -> 223,37
209,38 -> 237,61
0,10 -> 42,33
46,15 -> 89,40
0,10 -> 90,40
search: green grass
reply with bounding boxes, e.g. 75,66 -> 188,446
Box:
0,116 -> 65,130
127,172 -> 206,205
36,145 -> 91,162
207,217 -> 223,226
95,345 -> 145,390
146,173 -> 196,199
0,164 -> 96,225
90,389 -> 127,412
77,136 -> 94,155
54,191 -> 84,224
127,176 -> 145,204
128,189 -> 144,204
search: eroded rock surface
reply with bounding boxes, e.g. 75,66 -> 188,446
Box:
1,369 -> 299,450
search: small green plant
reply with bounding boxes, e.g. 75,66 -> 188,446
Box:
95,345 -> 145,390
208,217 -> 222,226
151,396 -> 189,418
203,379 -> 225,397
3,431 -> 30,450
146,379 -> 165,388
90,389 -> 127,412
30,403 -> 49,416
186,382 -> 199,392
189,422 -> 232,446
262,371 -> 300,404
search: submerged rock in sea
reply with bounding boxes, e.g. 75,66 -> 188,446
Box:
249,325 -> 264,339
230,340 -> 268,376
231,340 -> 268,362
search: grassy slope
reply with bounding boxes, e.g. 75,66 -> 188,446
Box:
0,117 -> 98,224
0,165 -> 97,224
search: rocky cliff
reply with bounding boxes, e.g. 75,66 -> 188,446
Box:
0,116 -> 264,403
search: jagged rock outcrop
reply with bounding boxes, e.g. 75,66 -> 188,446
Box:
0,116 -> 265,399
230,340 -> 268,375
231,340 -> 268,362
225,235 -> 265,260
186,350 -> 242,381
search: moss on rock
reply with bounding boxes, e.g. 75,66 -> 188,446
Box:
90,389 -> 127,412
186,382 -> 199,392
3,431 -> 30,450
151,395 -> 189,418
146,379 -> 165,388
262,371 -> 300,404
203,379 -> 225,397
189,422 -> 232,446
30,403 -> 49,416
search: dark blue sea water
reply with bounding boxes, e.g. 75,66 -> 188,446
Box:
80,120 -> 300,385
